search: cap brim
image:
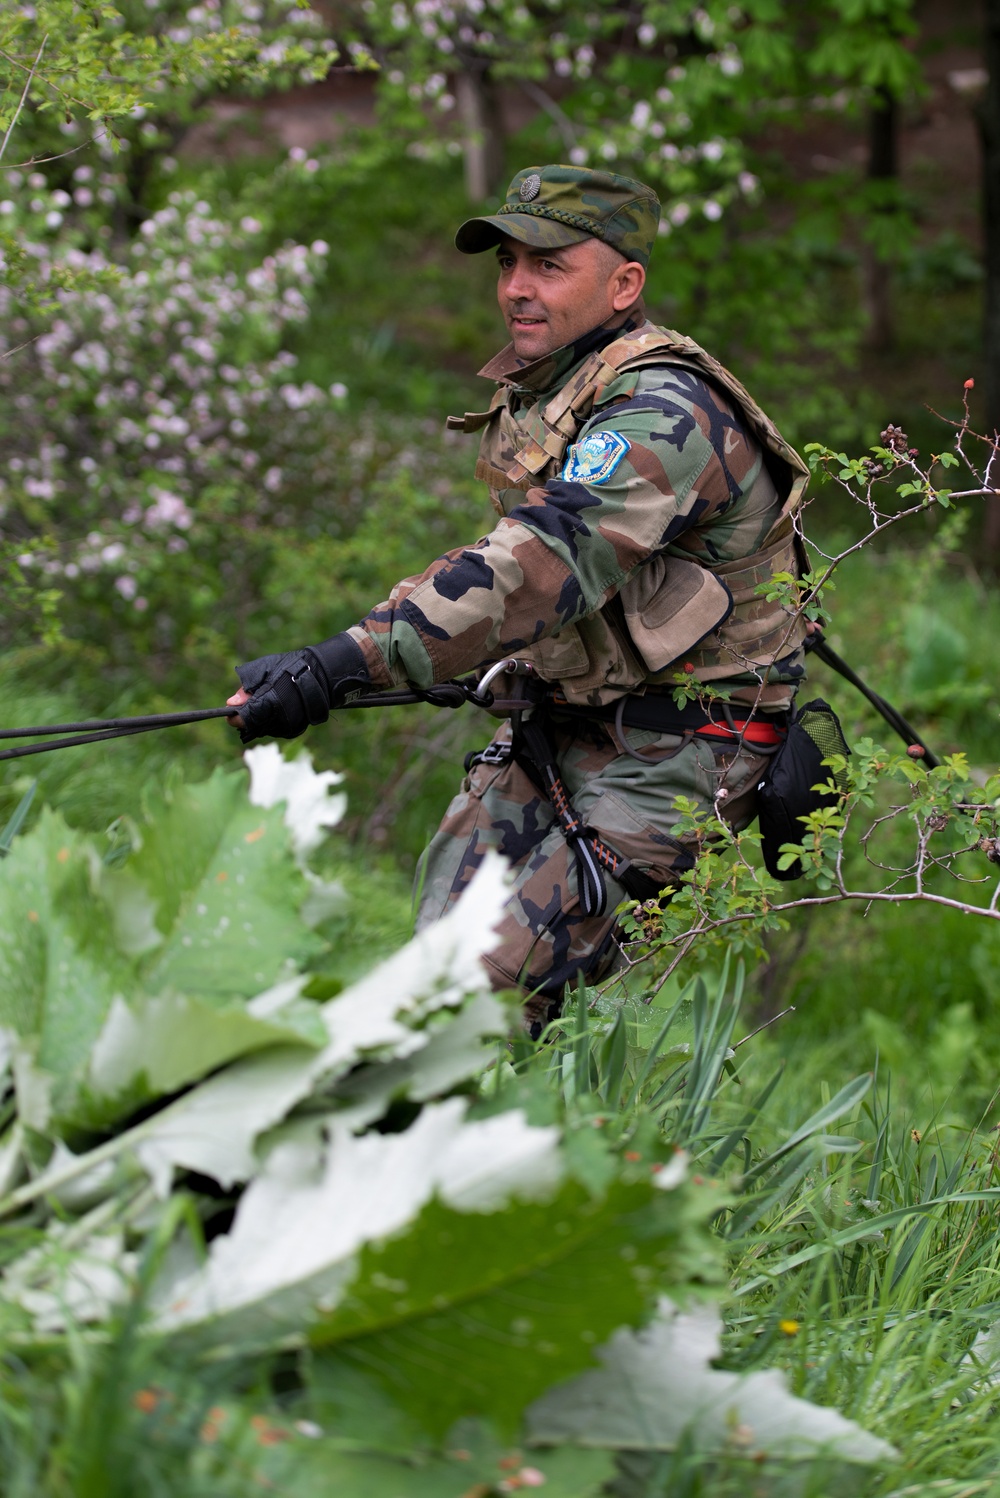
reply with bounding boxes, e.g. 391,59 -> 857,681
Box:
455,212 -> 591,254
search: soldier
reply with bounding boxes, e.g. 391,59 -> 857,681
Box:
227,164 -> 809,1032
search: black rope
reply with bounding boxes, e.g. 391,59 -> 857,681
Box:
338,682 -> 473,711
0,706 -> 238,741
0,682 -> 478,763
0,708 -> 238,763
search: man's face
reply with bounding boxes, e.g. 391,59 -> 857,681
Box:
495,234 -> 643,361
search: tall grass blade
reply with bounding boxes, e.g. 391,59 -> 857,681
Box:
709,1063 -> 786,1174
675,959 -> 742,1142
598,1007 -> 628,1109
622,979 -> 694,1113
888,1152 -> 939,1294
736,1187 -> 1000,1297
740,1072 -> 872,1188
0,780 -> 36,858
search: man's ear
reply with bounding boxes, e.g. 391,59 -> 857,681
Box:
612,260 -> 646,311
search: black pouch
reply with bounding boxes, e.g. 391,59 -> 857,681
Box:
757,698 -> 851,880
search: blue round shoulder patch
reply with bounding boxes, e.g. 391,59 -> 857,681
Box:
561,429 -> 631,485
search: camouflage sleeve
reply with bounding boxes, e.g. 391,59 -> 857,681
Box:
348,370 -> 765,689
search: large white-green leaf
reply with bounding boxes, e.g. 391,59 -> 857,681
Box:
526,1300 -> 898,1465
0,766 -> 332,1130
154,1098 -> 562,1340
102,767 -> 323,1001
244,743 -> 347,859
2,1224 -> 137,1333
132,1044 -> 324,1196
308,1153 -> 712,1439
42,1138 -> 136,1212
131,855 -> 512,1189
2,854 -> 513,1218
328,990 -> 510,1132
87,983 -> 326,1105
10,1042 -> 320,1211
151,1106 -> 721,1439
0,812 -> 128,1083
313,849 -> 510,1082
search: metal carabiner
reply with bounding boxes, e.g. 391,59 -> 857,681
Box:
472,657 -> 538,707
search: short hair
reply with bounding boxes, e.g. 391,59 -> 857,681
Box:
590,237 -> 630,275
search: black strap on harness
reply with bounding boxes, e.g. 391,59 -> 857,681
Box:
805,630 -> 940,769
464,663 -> 670,915
515,710 -> 627,918
550,690 -> 788,755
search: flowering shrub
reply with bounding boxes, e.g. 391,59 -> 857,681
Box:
0,0 -> 335,136
0,162 -> 353,671
0,0 -> 339,315
0,148 -> 491,708
356,0 -> 754,216
354,1 -> 918,223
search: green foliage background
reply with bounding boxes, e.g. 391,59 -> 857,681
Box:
2,1 -> 1000,1492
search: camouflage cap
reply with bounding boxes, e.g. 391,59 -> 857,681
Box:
455,164 -> 661,268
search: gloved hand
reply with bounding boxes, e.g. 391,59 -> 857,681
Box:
230,633 -> 372,744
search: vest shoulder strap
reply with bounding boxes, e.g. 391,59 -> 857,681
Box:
595,326 -> 809,481
501,326 -> 808,512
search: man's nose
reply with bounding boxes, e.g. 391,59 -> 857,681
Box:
502,262 -> 537,302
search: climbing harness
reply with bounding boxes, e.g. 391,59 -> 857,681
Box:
471,660 -> 694,915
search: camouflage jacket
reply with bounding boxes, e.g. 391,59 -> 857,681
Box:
348,308 -> 809,710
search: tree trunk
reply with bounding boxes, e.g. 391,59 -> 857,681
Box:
456,66 -> 505,203
979,0 -> 1000,560
861,85 -> 898,352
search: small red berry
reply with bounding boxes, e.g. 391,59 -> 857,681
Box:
965,378 -> 976,389
682,661 -> 695,674
907,744 -> 925,758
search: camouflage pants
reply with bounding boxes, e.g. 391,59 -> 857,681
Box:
416,713 -> 767,1027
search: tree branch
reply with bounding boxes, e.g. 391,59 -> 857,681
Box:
0,34 -> 47,168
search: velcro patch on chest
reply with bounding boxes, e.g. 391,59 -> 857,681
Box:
560,429 -> 631,485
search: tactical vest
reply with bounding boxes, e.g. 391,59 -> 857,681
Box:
448,324 -> 809,710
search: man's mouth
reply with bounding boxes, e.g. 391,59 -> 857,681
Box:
511,314 -> 546,327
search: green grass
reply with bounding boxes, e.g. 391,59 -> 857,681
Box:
532,980 -> 1000,1494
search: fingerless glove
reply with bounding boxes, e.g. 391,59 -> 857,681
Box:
234,633 -> 372,743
